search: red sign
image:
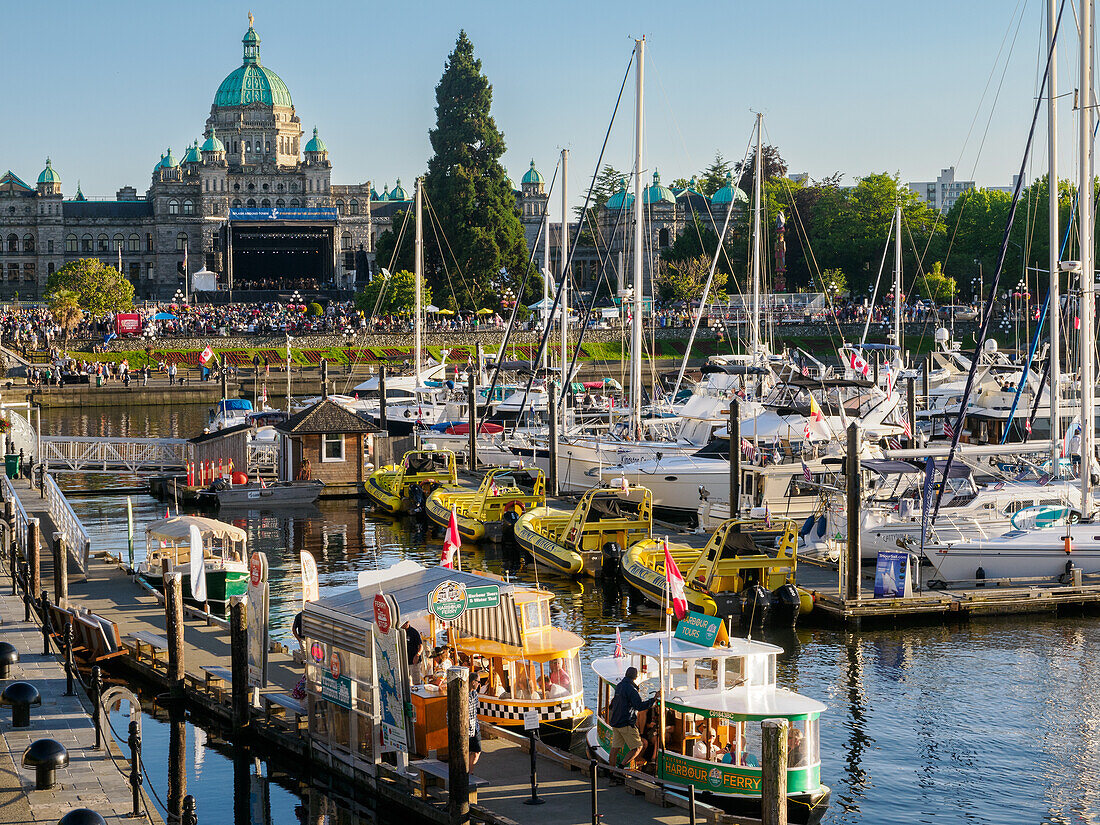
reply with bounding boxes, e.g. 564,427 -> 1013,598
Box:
310,642 -> 325,663
373,593 -> 392,635
115,313 -> 142,336
250,554 -> 263,587
329,651 -> 343,680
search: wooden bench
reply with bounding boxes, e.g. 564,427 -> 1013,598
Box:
127,631 -> 169,665
200,665 -> 234,697
263,692 -> 307,732
74,613 -> 125,663
408,758 -> 490,804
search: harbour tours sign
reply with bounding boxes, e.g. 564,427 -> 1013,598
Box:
320,650 -> 352,709
372,592 -> 410,753
673,611 -> 728,647
428,580 -> 500,621
659,752 -> 761,793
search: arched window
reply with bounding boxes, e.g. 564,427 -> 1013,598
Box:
275,198 -> 285,208
277,183 -> 285,192
349,199 -> 359,215
335,200 -> 345,215
261,198 -> 271,208
232,198 -> 242,208
289,198 -> 300,207
234,183 -> 240,191
262,183 -> 269,191
81,234 -> 92,252
6,234 -> 16,253
246,198 -> 256,208
182,200 -> 194,215
342,233 -> 352,250
658,227 -> 670,248
247,183 -> 255,191
23,234 -> 34,253
66,234 -> 77,253
245,140 -> 251,154
176,232 -> 188,252
97,234 -> 109,253
168,199 -> 180,215
47,263 -> 54,277
113,234 -> 124,251
146,233 -> 153,252
128,234 -> 140,252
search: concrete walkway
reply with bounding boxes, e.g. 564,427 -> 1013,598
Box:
0,570 -> 163,824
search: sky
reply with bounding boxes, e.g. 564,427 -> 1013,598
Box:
0,0 -> 1083,205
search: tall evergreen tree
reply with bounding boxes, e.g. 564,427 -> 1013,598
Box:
698,152 -> 732,197
422,31 -> 534,307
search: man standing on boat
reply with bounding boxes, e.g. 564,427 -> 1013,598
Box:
608,666 -> 657,780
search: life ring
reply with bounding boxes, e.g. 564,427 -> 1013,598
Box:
502,499 -> 525,514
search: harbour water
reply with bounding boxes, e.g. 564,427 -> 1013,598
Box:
46,405 -> 1100,824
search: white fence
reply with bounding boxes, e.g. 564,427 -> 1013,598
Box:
43,472 -> 90,574
1,473 -> 33,565
42,437 -> 188,473
247,441 -> 279,470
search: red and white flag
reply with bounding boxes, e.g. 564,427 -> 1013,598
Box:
199,345 -> 214,365
441,505 -> 461,569
663,539 -> 688,621
803,395 -> 832,441
614,628 -> 624,658
849,350 -> 871,379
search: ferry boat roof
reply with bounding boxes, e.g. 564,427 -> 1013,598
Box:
625,632 -> 782,662
667,685 -> 826,719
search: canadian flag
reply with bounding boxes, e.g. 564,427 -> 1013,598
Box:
663,539 -> 688,621
849,350 -> 871,379
803,395 -> 832,441
441,505 -> 461,569
199,345 -> 215,365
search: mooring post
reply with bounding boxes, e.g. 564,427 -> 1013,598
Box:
548,382 -> 559,497
182,794 -> 197,825
230,596 -> 249,731
63,623 -> 75,696
52,532 -> 67,609
128,720 -> 143,819
446,666 -> 470,825
379,366 -> 388,433
168,704 -> 187,824
729,397 -> 741,521
845,423 -> 861,602
27,519 -> 40,613
467,374 -> 478,472
906,377 -> 917,449
761,718 -> 789,825
165,572 -> 185,700
91,665 -> 103,750
589,760 -> 599,825
40,590 -> 50,655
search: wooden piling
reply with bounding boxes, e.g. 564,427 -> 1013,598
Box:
845,422 -> 861,602
467,375 -> 477,471
168,705 -> 187,824
27,519 -> 40,605
379,366 -> 388,433
548,382 -> 558,497
760,718 -> 789,825
230,596 -> 249,731
447,666 -> 470,825
729,398 -> 741,520
165,572 -> 185,698
52,533 -> 67,609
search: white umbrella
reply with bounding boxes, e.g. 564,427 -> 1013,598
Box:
425,304 -> 441,313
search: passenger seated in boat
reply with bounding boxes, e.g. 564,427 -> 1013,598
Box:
549,658 -> 572,691
788,727 -> 807,767
736,739 -> 759,767
514,674 -> 541,700
476,669 -> 493,695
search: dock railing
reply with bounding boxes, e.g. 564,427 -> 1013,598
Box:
1,472 -> 33,562
43,472 -> 90,574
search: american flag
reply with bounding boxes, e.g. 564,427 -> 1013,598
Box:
888,437 -> 902,450
801,460 -> 812,482
944,418 -> 956,439
741,438 -> 756,460
901,412 -> 912,439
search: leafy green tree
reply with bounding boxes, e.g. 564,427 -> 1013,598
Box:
48,289 -> 83,349
698,152 -> 732,197
308,302 -> 323,316
918,262 -> 957,301
421,31 -> 534,307
818,268 -> 848,301
46,258 -> 134,315
656,255 -> 726,303
355,270 -> 431,317
577,164 -> 625,248
671,177 -> 692,190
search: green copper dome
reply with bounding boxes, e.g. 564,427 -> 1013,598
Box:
37,158 -> 60,185
377,184 -> 390,202
201,130 -> 226,153
642,170 -> 675,205
390,179 -> 409,201
521,160 -> 544,185
213,18 -> 293,109
154,148 -> 178,172
605,177 -> 634,211
304,126 -> 326,153
711,172 -> 748,205
182,141 -> 202,165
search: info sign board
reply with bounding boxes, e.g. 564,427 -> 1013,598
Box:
320,650 -> 352,709
427,580 -> 500,622
372,592 -> 410,754
874,550 -> 913,598
673,611 -> 728,647
246,552 -> 270,687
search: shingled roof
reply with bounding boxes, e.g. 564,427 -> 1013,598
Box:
275,399 -> 382,435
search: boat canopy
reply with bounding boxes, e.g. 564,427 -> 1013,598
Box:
667,685 -> 826,720
624,632 -> 781,663
216,399 -> 253,412
144,515 -> 246,544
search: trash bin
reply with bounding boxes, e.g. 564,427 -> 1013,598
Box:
5,455 -> 19,479
96,375 -> 103,387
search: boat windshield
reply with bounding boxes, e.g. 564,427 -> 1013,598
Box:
664,653 -> 775,691
662,713 -> 819,770
499,654 -> 580,700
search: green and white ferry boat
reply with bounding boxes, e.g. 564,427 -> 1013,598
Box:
587,622 -> 829,824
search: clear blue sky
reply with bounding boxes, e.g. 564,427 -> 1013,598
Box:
1,0 -> 1076,202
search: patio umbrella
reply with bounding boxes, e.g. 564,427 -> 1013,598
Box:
153,312 -> 177,320
476,308 -> 493,315
436,309 -> 455,315
425,305 -> 440,313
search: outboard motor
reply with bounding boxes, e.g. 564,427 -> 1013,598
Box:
600,541 -> 624,579
711,592 -> 741,622
407,484 -> 427,516
501,508 -> 521,541
740,584 -> 770,628
769,583 -> 802,626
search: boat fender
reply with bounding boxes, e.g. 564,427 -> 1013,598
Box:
814,515 -> 827,539
1064,535 -> 1073,554
600,542 -> 624,579
975,566 -> 985,588
799,514 -> 815,538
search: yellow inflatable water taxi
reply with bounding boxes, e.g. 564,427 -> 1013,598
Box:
513,480 -> 652,577
364,449 -> 458,515
426,467 -> 545,542
621,518 -> 813,626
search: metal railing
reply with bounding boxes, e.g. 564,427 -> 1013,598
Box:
41,436 -> 188,473
1,472 -> 32,561
247,440 -> 279,470
43,472 -> 90,574
7,409 -> 37,458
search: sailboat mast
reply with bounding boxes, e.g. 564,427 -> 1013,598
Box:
1049,0 -> 1061,468
561,148 -> 569,421
751,113 -> 763,365
632,37 -> 645,433
542,203 -> 550,373
894,203 -> 902,362
414,176 -> 423,383
1079,0 -> 1094,515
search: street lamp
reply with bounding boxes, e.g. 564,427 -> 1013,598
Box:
172,288 -> 184,307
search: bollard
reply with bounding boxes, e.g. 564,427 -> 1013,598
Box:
63,624 -> 75,696
446,667 -> 470,825
90,666 -> 102,750
58,810 -> 109,825
22,738 -> 68,790
523,730 -> 544,805
165,573 -> 185,700
127,720 -> 142,818
689,784 -> 697,825
230,597 -> 249,732
761,718 -> 789,825
40,591 -> 50,655
0,642 -> 18,679
182,795 -> 197,825
52,533 -> 67,609
589,760 -> 600,825
2,681 -> 42,727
